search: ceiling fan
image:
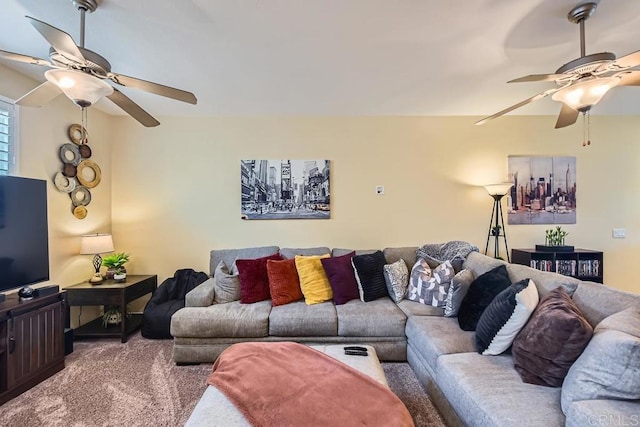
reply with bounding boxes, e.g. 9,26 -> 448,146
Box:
0,0 -> 197,127
476,1 -> 640,129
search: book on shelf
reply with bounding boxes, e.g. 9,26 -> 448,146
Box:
577,259 -> 600,277
555,260 -> 576,276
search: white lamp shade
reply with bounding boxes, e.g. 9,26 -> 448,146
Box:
45,69 -> 114,107
484,183 -> 514,196
80,233 -> 114,255
551,77 -> 620,111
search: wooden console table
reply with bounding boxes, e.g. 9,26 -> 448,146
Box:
65,275 -> 157,343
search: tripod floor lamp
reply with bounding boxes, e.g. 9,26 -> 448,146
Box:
484,183 -> 513,262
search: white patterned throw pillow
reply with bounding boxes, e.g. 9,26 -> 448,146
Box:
407,259 -> 455,307
383,259 -> 409,303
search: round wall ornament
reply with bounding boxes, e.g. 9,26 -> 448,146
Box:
73,205 -> 87,219
76,159 -> 102,188
62,163 -> 77,177
79,144 -> 92,158
70,186 -> 91,207
59,143 -> 81,165
53,172 -> 77,193
68,123 -> 88,145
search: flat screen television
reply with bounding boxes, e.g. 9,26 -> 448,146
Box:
0,175 -> 50,294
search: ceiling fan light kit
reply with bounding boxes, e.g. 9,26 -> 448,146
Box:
1,0 -> 197,127
477,1 -> 640,131
45,68 -> 113,108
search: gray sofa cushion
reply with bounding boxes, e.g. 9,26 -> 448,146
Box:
209,246 -> 280,276
170,301 -> 271,338
269,301 -> 337,336
396,299 -> 444,317
565,399 -> 640,427
332,248 -> 378,257
462,251 -> 507,277
405,316 -> 474,368
382,247 -> 418,267
185,278 -> 216,307
213,261 -> 241,304
507,263 -> 580,297
335,298 -> 406,337
571,281 -> 640,327
279,247 -> 331,259
436,353 -> 565,427
561,308 -> 640,413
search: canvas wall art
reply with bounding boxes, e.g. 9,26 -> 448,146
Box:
507,156 -> 576,225
241,159 -> 330,220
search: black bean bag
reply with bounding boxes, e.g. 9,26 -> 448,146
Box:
141,268 -> 209,339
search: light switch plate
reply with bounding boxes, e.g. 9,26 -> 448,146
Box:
612,228 -> 626,238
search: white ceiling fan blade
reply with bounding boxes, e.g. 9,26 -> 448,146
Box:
617,70 -> 640,86
110,73 -> 197,105
27,16 -> 85,63
15,81 -> 62,107
612,50 -> 640,70
107,87 -> 160,127
555,103 -> 579,129
508,74 -> 567,83
475,89 -> 558,126
0,49 -> 52,67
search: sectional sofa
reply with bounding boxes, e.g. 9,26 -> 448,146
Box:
170,245 -> 640,426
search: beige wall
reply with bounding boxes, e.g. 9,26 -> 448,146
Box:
0,64 -> 113,295
111,115 -> 640,294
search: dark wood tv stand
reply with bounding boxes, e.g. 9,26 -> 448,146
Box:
0,288 -> 65,405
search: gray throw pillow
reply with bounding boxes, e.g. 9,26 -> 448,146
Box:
213,260 -> 241,304
407,259 -> 455,307
383,259 -> 409,303
561,307 -> 640,414
444,269 -> 474,317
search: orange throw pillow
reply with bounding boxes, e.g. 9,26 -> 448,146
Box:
267,259 -> 303,306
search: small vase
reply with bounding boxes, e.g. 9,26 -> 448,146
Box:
107,266 -> 126,280
114,272 -> 126,283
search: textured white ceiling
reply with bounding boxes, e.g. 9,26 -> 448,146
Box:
1,0 -> 640,118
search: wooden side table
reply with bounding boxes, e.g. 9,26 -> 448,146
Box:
65,275 -> 157,343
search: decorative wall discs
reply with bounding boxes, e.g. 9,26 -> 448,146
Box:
76,159 -> 101,188
78,144 -> 92,158
70,185 -> 91,207
62,163 -> 77,177
60,143 -> 81,165
73,205 -> 88,219
68,124 -> 88,145
53,172 -> 77,193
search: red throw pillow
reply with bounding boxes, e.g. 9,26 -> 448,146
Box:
236,253 -> 282,304
266,259 -> 303,306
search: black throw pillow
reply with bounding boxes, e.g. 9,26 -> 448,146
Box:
457,264 -> 512,331
351,250 -> 389,302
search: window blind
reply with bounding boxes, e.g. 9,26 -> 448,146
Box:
0,99 -> 15,175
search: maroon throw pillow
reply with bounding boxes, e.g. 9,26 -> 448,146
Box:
512,287 -> 593,387
267,259 -> 303,306
321,251 -> 359,305
236,253 -> 282,304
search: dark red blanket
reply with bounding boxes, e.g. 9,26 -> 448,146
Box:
207,342 -> 414,426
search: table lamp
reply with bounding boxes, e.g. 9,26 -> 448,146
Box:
483,183 -> 513,262
80,233 -> 114,283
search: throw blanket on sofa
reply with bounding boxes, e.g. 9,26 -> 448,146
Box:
416,240 -> 479,263
207,342 -> 414,427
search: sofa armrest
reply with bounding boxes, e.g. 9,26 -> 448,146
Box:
185,278 -> 215,307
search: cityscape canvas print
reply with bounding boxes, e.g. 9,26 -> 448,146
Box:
507,156 -> 576,225
241,159 -> 330,220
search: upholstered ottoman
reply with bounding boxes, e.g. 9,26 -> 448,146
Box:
185,344 -> 388,426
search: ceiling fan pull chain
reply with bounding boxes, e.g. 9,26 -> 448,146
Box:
587,111 -> 591,146
582,113 -> 586,146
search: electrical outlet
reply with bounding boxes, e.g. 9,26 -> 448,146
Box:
612,228 -> 626,239
375,185 -> 385,195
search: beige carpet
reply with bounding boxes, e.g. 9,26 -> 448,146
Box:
0,333 -> 445,426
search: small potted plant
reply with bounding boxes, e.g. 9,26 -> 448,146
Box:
102,305 -> 122,327
102,252 -> 130,282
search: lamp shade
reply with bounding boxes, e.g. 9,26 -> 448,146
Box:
484,183 -> 514,197
551,77 -> 619,111
45,69 -> 114,108
80,233 -> 114,255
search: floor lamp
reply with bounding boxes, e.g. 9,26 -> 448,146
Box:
484,183 -> 513,262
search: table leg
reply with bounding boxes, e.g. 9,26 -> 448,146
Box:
120,293 -> 127,343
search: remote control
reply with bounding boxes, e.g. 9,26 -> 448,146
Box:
344,346 -> 368,352
344,350 -> 368,356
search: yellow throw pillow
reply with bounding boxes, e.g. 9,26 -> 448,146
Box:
295,254 -> 332,305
